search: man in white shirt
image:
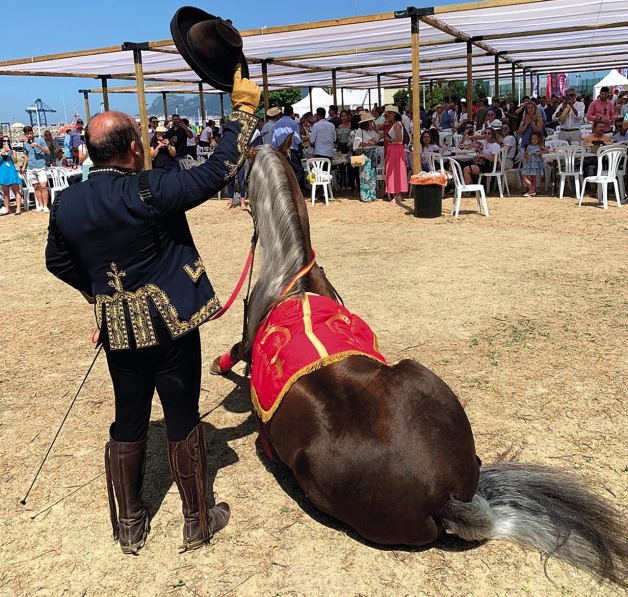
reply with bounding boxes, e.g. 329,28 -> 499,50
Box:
556,88 -> 585,144
199,120 -> 214,147
310,107 -> 336,158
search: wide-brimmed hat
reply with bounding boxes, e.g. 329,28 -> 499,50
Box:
359,113 -> 375,123
170,6 -> 249,93
384,104 -> 400,114
489,119 -> 503,129
155,126 -> 167,133
266,107 -> 281,118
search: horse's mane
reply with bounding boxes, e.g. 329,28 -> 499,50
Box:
246,145 -> 308,344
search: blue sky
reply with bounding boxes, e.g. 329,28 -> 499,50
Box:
0,0 -> 459,123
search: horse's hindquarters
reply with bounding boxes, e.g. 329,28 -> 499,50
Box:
265,356 -> 480,546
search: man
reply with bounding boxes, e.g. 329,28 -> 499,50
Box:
544,97 -> 558,129
148,116 -> 159,141
474,99 -> 488,129
63,128 -> 73,159
182,118 -> 198,159
587,87 -> 616,133
272,105 -> 305,189
310,107 -> 336,159
198,119 -> 214,147
20,125 -> 50,212
45,68 -> 260,555
261,107 -> 281,145
165,114 -> 195,160
612,117 -> 628,143
372,106 -> 385,131
328,105 -> 341,128
556,88 -> 585,144
350,106 -> 365,130
69,119 -> 85,150
440,103 -> 452,130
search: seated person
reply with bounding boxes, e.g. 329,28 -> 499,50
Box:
457,122 -> 476,148
462,128 -> 501,185
583,119 -> 612,148
612,118 -> 628,143
419,130 -> 440,171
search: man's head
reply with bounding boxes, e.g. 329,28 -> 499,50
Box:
182,118 -> 190,127
593,119 -> 606,135
600,87 -> 610,101
66,128 -> 72,135
149,117 -> 158,129
283,105 -> 294,117
615,118 -> 624,131
564,88 -> 576,102
328,105 -> 338,118
76,118 -> 84,131
85,111 -> 144,171
171,114 -> 181,128
539,97 -> 547,106
23,126 -> 34,142
316,107 -> 326,120
372,106 -> 382,118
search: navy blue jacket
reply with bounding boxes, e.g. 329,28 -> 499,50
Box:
46,111 -> 258,350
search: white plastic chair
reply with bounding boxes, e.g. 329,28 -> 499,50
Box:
449,158 -> 489,218
504,154 -> 524,195
373,147 -> 386,190
578,147 -> 626,209
478,146 -> 508,198
306,158 -> 334,206
48,167 -> 69,204
555,146 -> 585,199
178,158 -> 200,170
545,140 -> 569,151
544,140 -> 570,191
19,172 -> 36,211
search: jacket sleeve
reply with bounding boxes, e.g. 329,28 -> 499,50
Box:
45,195 -> 94,303
147,111 -> 259,215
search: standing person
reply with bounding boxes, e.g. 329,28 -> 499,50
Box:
500,122 -> 518,170
69,119 -> 85,150
353,112 -> 380,202
310,107 -> 336,159
328,105 -> 341,128
20,125 -> 50,212
587,86 -> 616,133
260,107 -> 281,145
521,132 -> 548,197
148,116 -> 159,141
182,119 -> 198,160
198,119 -> 214,148
165,114 -> 195,161
63,128 -> 73,160
517,101 -> 544,149
271,105 -> 305,190
150,125 -> 177,170
43,130 -> 56,166
556,88 -> 585,144
0,136 -> 23,215
45,63 -> 260,554
383,105 -> 408,204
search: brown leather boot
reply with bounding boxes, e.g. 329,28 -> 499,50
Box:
168,424 -> 230,552
105,427 -> 150,555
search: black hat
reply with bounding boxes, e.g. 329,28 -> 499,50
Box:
170,6 -> 249,93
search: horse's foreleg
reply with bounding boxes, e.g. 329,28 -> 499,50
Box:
210,342 -> 244,375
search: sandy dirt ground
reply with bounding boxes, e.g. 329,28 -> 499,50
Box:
1,185 -> 627,597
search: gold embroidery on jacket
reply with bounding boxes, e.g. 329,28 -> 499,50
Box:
95,262 -> 221,350
223,111 -> 259,181
183,258 -> 206,283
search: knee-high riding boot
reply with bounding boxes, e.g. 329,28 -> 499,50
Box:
104,427 -> 150,554
168,423 -> 230,551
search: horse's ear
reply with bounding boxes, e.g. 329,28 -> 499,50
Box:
247,146 -> 259,163
278,133 -> 293,158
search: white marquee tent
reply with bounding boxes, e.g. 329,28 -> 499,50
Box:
291,88 -> 334,115
594,69 -> 628,98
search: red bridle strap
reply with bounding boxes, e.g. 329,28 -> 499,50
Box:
280,251 -> 316,298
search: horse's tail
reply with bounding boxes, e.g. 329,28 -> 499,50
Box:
440,462 -> 628,587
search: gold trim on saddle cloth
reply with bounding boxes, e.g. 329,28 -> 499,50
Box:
250,293 -> 386,422
95,262 -> 221,350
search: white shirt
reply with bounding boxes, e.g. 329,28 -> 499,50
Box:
310,118 -> 336,157
353,129 -> 379,151
502,135 -> 517,158
199,126 -> 212,143
482,141 -> 501,156
557,102 -> 585,129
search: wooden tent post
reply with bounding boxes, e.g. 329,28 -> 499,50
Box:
162,92 -> 168,123
522,67 -> 527,96
100,76 -> 110,111
377,74 -> 382,107
530,71 -> 534,96
219,94 -> 225,120
511,63 -> 516,100
429,79 -> 434,105
411,12 -> 421,175
309,86 -> 313,114
466,40 -> 473,124
494,55 -> 499,101
262,60 -> 270,116
332,69 -> 338,105
198,81 -> 205,122
122,42 -> 151,171
341,87 -> 345,110
80,90 -> 91,121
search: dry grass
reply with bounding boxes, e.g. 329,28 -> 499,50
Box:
1,187 -> 627,597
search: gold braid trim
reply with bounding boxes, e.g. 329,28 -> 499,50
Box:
183,258 -> 206,283
95,263 -> 221,350
251,351 -> 386,423
223,111 -> 259,181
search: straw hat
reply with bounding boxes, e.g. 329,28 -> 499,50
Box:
155,126 -> 167,133
266,107 -> 281,118
384,104 -> 400,114
170,7 -> 248,93
359,112 -> 375,123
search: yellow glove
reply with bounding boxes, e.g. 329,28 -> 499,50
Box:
231,64 -> 261,115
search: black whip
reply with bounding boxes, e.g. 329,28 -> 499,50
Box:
20,345 -> 103,505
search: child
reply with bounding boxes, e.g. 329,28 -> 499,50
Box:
521,132 -> 548,197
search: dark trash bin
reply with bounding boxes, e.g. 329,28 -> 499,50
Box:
413,184 -> 442,218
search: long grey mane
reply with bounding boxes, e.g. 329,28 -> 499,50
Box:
246,146 -> 308,344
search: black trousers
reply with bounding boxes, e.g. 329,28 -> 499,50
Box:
289,148 -> 305,189
102,317 -> 201,443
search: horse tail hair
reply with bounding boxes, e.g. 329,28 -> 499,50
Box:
440,462 -> 628,587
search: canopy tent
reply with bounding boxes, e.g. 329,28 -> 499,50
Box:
594,69 -> 628,98
291,88 -> 333,115
3,0 -> 628,172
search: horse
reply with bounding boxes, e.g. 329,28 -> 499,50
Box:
211,137 -> 628,587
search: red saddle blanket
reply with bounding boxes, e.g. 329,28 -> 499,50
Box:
251,294 -> 387,422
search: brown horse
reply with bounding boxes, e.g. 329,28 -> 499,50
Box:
212,138 -> 628,587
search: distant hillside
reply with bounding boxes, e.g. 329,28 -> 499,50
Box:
145,93 -> 229,121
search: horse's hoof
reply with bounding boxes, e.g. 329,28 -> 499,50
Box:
209,357 -> 225,376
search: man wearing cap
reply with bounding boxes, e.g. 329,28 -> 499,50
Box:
272,105 -> 305,189
45,8 -> 261,556
261,107 -> 281,145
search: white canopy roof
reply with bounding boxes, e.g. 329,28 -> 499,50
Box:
1,0 -> 627,93
594,69 -> 628,98
291,88 -> 334,115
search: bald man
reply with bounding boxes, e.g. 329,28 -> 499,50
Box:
45,71 -> 260,554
